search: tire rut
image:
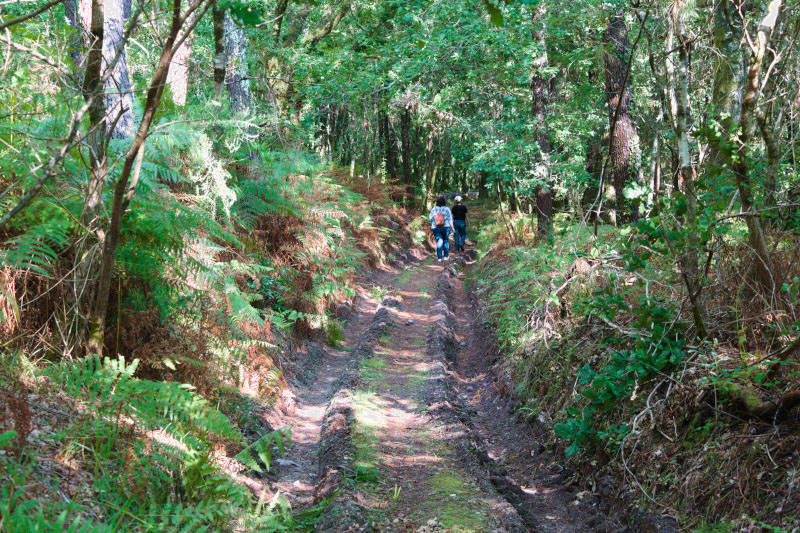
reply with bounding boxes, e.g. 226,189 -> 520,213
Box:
268,252 -> 624,532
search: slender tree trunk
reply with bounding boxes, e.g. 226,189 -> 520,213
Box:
531,1 -> 552,237
707,0 -> 746,165
89,0 -> 212,353
379,108 -> 397,179
647,44 -> 670,205
648,125 -> 661,206
603,9 -> 637,224
64,0 -> 85,67
223,11 -> 253,115
400,107 -> 412,204
68,0 -> 134,138
758,105 -> 787,212
671,4 -> 707,338
166,15 -> 195,106
212,3 -> 225,98
271,0 -> 288,41
102,0 -> 134,138
81,0 -> 108,233
731,0 -> 781,294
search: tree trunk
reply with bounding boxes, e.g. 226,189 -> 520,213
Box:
758,106 -> 786,213
89,0 -> 212,354
212,3 -> 225,98
707,0 -> 746,165
731,0 -> 781,294
223,10 -> 253,115
531,1 -> 552,237
68,0 -> 134,138
400,107 -> 412,204
671,4 -> 706,339
603,9 -> 637,224
166,16 -> 194,106
102,0 -> 134,138
379,108 -> 397,180
80,0 -> 108,234
64,0 -> 86,67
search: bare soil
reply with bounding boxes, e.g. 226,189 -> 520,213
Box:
260,247 -> 626,532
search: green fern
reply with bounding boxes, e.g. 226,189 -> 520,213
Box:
234,428 -> 291,473
143,500 -> 229,532
0,218 -> 71,277
44,355 -> 243,447
231,178 -> 299,230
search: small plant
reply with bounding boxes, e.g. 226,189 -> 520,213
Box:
370,285 -> 390,302
235,428 -> 292,473
392,484 -> 402,503
555,296 -> 686,456
349,464 -> 381,484
325,316 -> 345,348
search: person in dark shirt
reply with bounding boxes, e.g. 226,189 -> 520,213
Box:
451,196 -> 468,252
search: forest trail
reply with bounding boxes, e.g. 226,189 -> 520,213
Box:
266,248 -> 619,532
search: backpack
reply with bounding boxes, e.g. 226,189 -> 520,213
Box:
433,210 -> 446,227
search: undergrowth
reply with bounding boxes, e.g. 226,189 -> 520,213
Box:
470,208 -> 800,530
0,106 -> 420,529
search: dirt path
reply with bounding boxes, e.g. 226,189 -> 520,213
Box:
264,251 -> 620,532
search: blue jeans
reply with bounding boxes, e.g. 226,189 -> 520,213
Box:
453,220 -> 466,251
432,227 -> 450,259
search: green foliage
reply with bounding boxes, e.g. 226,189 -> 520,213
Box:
555,299 -> 686,455
0,218 -> 71,278
44,355 -> 242,447
324,316 -> 345,348
473,218 -> 689,456
234,428 -> 291,474
0,448 -> 111,532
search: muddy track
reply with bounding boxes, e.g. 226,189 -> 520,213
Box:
262,251 -> 626,532
429,255 -> 620,532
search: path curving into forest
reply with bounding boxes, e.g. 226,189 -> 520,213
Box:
263,248 -> 621,532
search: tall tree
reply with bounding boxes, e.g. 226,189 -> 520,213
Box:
166,12 -> 197,106
400,106 -> 413,204
65,0 -> 135,138
670,2 -> 706,338
101,0 -> 134,138
603,9 -> 638,224
379,107 -> 398,180
264,1 -> 352,123
223,11 -> 253,115
730,0 -> 782,293
212,2 -> 226,98
530,1 -> 552,237
706,0 -> 746,166
89,0 -> 214,353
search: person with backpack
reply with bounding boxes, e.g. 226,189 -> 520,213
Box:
429,195 -> 455,262
451,196 -> 467,252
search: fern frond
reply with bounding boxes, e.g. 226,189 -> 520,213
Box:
0,218 -> 71,277
44,356 -> 244,446
234,428 -> 291,473
231,179 -> 299,231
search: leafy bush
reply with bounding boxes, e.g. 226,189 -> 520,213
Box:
556,296 -> 686,455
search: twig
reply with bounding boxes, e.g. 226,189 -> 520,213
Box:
0,0 -> 64,31
0,35 -> 70,74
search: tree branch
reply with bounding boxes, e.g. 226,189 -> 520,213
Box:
301,1 -> 350,47
0,0 -> 64,32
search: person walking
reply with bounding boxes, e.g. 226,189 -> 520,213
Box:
429,195 -> 455,262
452,195 -> 468,252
